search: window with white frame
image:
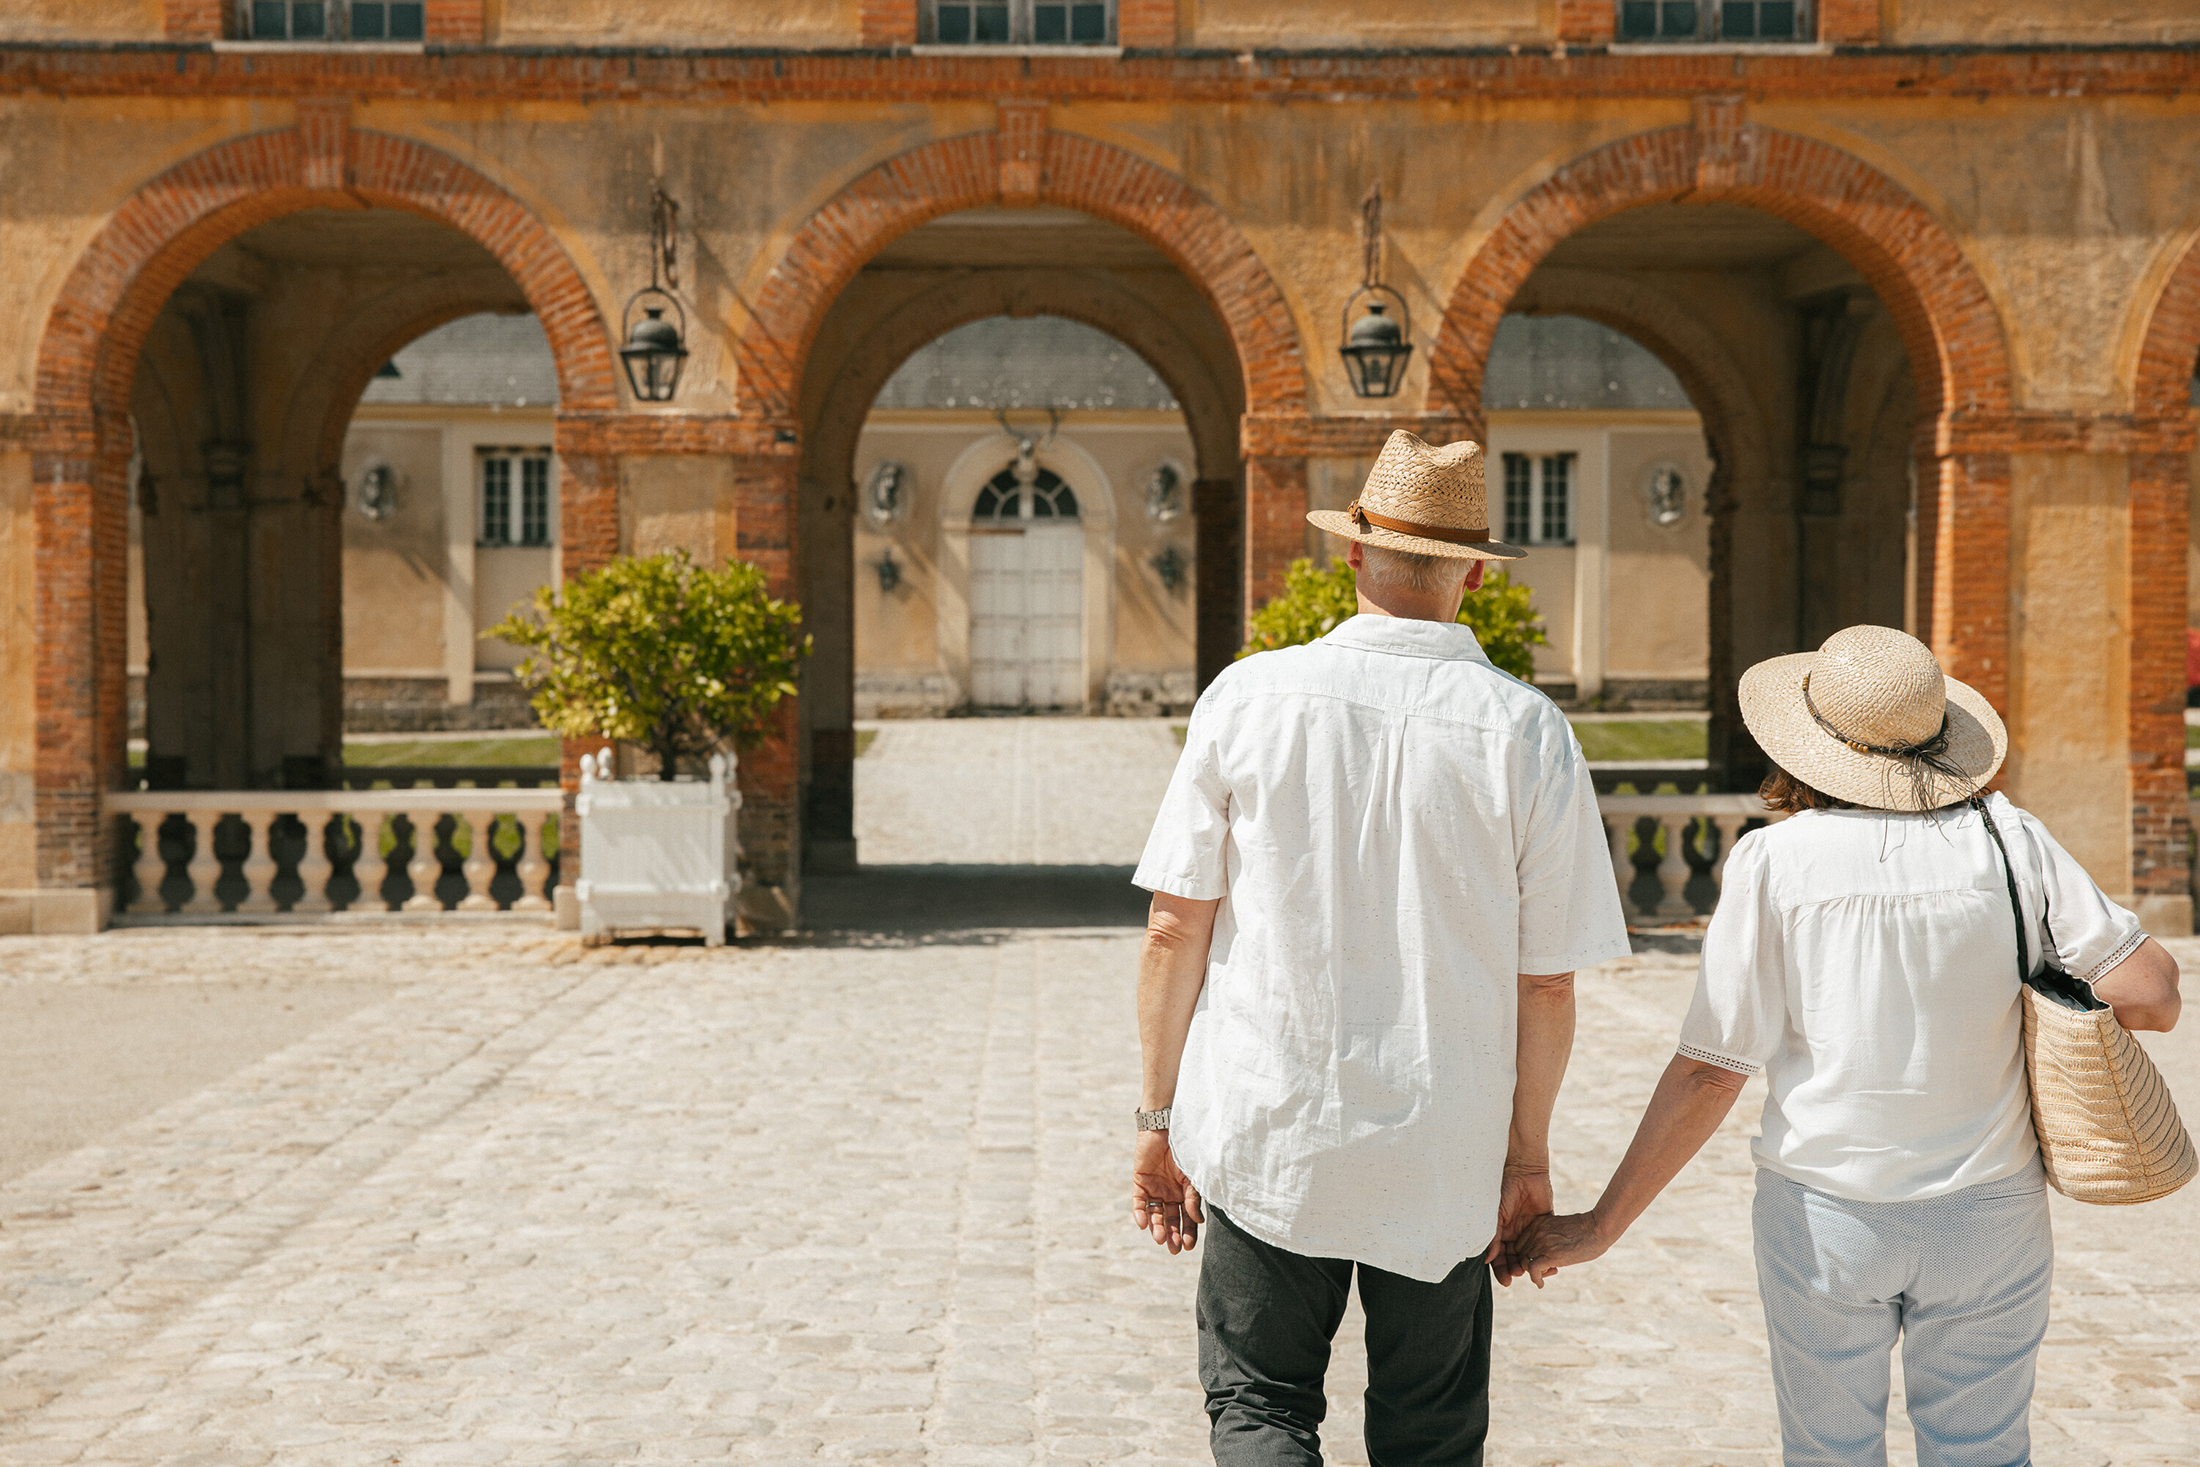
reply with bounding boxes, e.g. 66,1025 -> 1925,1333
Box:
923,0 -> 1114,45
244,1 -> 423,40
478,448 -> 554,548
1502,452 -> 1574,546
1617,0 -> 1809,42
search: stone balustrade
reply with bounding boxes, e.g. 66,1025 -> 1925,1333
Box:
1601,793 -> 1788,924
105,789 -> 564,922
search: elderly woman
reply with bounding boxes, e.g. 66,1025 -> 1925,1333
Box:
1507,625 -> 2182,1467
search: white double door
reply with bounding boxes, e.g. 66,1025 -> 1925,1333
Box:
969,524 -> 1084,708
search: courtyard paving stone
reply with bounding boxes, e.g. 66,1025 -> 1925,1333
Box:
2,926 -> 2195,1464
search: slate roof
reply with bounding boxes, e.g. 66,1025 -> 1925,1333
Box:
357,308 -> 1699,415
359,312 -> 559,408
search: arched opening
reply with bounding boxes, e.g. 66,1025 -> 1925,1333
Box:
1480,200 -> 1924,788
124,207 -> 552,791
794,206 -> 1247,871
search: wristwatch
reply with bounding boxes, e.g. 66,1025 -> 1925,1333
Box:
1136,1107 -> 1172,1132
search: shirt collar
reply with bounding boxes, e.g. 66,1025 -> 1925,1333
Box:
1320,613 -> 1491,663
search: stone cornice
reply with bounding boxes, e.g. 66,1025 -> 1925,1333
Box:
2,42 -> 2198,104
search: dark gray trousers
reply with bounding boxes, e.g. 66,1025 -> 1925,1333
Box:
1197,1205 -> 1493,1467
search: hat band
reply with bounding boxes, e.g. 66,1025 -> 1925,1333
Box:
1348,500 -> 1490,546
1801,672 -> 1950,759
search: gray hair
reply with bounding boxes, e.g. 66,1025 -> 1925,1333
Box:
1357,542 -> 1472,595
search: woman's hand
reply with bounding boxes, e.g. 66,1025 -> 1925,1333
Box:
1501,1211 -> 1612,1287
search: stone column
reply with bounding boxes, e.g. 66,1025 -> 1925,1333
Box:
1244,455 -> 1308,621
1192,475 -> 1243,688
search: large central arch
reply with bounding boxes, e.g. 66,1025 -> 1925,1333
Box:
735,127 -> 1308,426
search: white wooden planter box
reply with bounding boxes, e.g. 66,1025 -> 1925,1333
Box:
575,751 -> 741,946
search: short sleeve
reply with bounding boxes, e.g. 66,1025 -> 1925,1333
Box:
1514,724 -> 1632,974
1676,831 -> 1785,1076
1133,697 -> 1232,900
2014,803 -> 2147,983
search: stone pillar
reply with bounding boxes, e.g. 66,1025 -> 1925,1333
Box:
1193,475 -> 1244,689
24,424 -> 126,933
1244,455 -> 1308,621
800,458 -> 857,874
1929,449 -> 2013,715
2127,448 -> 2192,933
734,450 -> 801,930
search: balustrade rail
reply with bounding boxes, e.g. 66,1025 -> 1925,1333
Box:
1602,794 -> 1788,924
106,789 -> 564,922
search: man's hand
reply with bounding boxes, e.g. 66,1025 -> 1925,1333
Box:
1486,1158 -> 1553,1273
1131,1130 -> 1204,1253
1499,1211 -> 1610,1288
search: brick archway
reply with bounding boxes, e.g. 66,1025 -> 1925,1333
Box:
736,128 -> 1306,425
2124,238 -> 2200,912
36,121 -> 616,435
28,117 -> 616,895
1431,116 -> 2015,714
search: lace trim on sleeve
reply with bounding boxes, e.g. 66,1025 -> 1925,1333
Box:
2080,926 -> 2148,985
1678,1043 -> 1761,1077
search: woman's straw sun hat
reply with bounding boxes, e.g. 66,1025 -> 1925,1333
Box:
1307,430 -> 1527,561
1739,624 -> 2007,813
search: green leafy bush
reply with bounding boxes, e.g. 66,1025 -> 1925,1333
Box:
488,550 -> 811,781
1237,556 -> 1546,681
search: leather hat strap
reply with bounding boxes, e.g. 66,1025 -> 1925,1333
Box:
1349,500 -> 1491,545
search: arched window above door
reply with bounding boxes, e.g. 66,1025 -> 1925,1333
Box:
974,465 -> 1079,522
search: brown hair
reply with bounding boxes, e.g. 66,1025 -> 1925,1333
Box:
1758,764 -> 1858,813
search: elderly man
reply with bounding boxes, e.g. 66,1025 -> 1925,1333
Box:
1129,431 -> 1631,1466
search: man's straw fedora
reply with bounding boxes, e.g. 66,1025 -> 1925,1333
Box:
1739,624 -> 2007,813
1307,430 -> 1527,562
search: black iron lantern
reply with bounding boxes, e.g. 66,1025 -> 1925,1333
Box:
620,186 -> 689,404
620,293 -> 688,403
1339,183 -> 1414,399
1340,287 -> 1413,399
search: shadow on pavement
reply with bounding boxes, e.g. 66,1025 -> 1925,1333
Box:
785,864 -> 1149,945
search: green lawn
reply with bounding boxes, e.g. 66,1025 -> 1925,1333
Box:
343,736 -> 561,767
1569,720 -> 1706,762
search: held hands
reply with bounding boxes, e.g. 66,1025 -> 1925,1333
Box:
1495,1210 -> 1612,1288
1131,1129 -> 1204,1253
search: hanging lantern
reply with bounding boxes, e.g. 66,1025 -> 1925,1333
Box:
1339,286 -> 1413,399
1339,182 -> 1414,400
620,185 -> 689,404
620,290 -> 689,403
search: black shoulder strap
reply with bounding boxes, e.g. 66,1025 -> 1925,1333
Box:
1971,795 -> 2030,982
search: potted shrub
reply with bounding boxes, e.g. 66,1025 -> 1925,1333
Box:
490,550 -> 810,944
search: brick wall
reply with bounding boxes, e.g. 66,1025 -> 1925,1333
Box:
162,0 -> 224,40
1555,1 -> 1613,45
424,1 -> 485,43
1117,0 -> 1179,47
1817,0 -> 1882,44
860,0 -> 917,45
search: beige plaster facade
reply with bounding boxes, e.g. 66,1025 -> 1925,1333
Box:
0,2 -> 2195,932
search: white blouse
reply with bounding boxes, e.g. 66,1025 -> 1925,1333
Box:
1679,792 -> 2146,1203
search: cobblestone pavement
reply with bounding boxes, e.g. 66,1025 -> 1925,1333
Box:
2,927 -> 2196,1465
854,720 -> 1180,866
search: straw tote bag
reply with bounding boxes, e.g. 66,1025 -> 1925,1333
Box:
1976,799 -> 2197,1205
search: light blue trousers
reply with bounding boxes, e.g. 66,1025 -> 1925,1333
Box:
1752,1167 -> 2053,1467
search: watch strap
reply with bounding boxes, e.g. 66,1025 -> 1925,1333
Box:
1135,1107 -> 1172,1131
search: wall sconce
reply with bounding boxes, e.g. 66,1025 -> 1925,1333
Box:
865,461 -> 910,525
1144,462 -> 1186,523
620,186 -> 689,403
876,546 -> 902,593
1149,544 -> 1187,593
354,461 -> 398,521
1339,183 -> 1414,399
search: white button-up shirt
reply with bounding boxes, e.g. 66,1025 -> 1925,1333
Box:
1678,793 -> 2146,1203
1134,614 -> 1631,1281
